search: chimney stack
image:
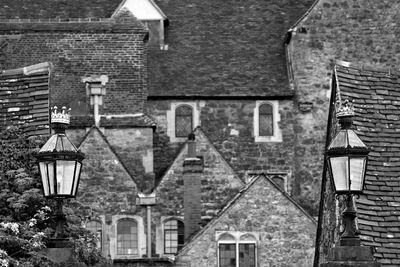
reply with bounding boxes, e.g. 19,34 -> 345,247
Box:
183,132 -> 203,241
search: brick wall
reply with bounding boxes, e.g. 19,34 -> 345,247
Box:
0,20 -> 147,115
287,0 -> 400,264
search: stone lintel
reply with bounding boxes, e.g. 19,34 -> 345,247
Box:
183,157 -> 203,173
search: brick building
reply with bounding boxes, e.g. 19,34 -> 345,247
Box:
0,0 -> 319,266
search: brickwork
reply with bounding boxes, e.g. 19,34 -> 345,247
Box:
183,157 -> 203,241
288,0 -> 400,218
0,19 -> 147,116
175,175 -> 317,267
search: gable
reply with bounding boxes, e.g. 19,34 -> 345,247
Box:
113,0 -> 166,20
77,127 -> 138,215
154,127 -> 244,221
176,175 -> 316,266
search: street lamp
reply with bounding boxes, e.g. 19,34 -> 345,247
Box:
35,106 -> 85,239
326,99 -> 369,246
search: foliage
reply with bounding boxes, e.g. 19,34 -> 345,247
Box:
0,126 -> 105,266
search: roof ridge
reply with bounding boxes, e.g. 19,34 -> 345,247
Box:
335,60 -> 400,77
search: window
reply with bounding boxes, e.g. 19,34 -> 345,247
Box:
258,103 -> 273,136
86,220 -> 102,249
175,105 -> 193,138
253,100 -> 282,142
164,219 -> 185,254
217,232 -> 258,267
117,219 -> 138,255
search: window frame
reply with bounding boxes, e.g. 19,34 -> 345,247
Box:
253,100 -> 282,143
110,215 -> 145,260
175,104 -> 194,138
163,219 -> 185,254
166,102 -> 202,143
216,232 -> 258,267
258,103 -> 274,137
116,218 -> 139,256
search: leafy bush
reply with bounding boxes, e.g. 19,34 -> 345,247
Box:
0,126 -> 105,266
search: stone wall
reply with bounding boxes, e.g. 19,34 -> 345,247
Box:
287,0 -> 400,218
175,176 -> 316,267
0,19 -> 147,115
148,100 -> 298,188
288,0 -> 400,263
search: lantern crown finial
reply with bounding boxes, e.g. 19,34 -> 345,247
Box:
51,106 -> 71,125
336,99 -> 354,118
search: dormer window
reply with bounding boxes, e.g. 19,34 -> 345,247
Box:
116,0 -> 168,49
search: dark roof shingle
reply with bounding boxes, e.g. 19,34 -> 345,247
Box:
335,62 -> 400,265
0,0 -> 122,20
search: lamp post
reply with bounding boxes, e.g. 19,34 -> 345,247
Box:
35,106 -> 85,240
326,99 -> 370,246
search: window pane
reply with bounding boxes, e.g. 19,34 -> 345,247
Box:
350,157 -> 366,191
164,220 -> 184,254
259,114 -> 273,136
117,219 -> 138,255
175,105 -> 193,137
239,244 -> 255,267
219,244 -> 236,267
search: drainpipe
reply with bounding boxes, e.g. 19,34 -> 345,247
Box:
137,192 -> 157,258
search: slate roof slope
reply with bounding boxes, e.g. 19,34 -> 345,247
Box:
148,0 -> 315,98
334,62 -> 400,265
0,62 -> 50,136
0,0 -> 122,20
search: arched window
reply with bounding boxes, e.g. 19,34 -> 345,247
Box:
217,232 -> 257,267
164,219 -> 185,254
175,105 -> 193,137
259,103 -> 273,136
86,220 -> 102,249
117,219 -> 138,255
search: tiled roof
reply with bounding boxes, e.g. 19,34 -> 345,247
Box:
0,62 -> 50,136
334,62 -> 400,265
69,114 -> 157,128
0,0 -> 122,20
148,0 -> 315,98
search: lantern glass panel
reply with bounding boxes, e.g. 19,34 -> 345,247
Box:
347,130 -> 366,147
350,157 -> 366,191
330,156 -> 349,191
56,160 -> 76,195
47,162 -> 55,196
72,162 -> 82,196
39,162 -> 50,196
328,131 -> 346,149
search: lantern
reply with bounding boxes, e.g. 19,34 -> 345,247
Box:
35,106 -> 85,198
326,100 -> 369,194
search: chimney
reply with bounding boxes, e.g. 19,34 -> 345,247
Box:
183,133 -> 203,241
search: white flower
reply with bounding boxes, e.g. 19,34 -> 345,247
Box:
10,223 -> 19,234
29,218 -> 37,227
0,259 -> 9,267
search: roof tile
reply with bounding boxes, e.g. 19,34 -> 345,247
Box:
336,62 -> 400,264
